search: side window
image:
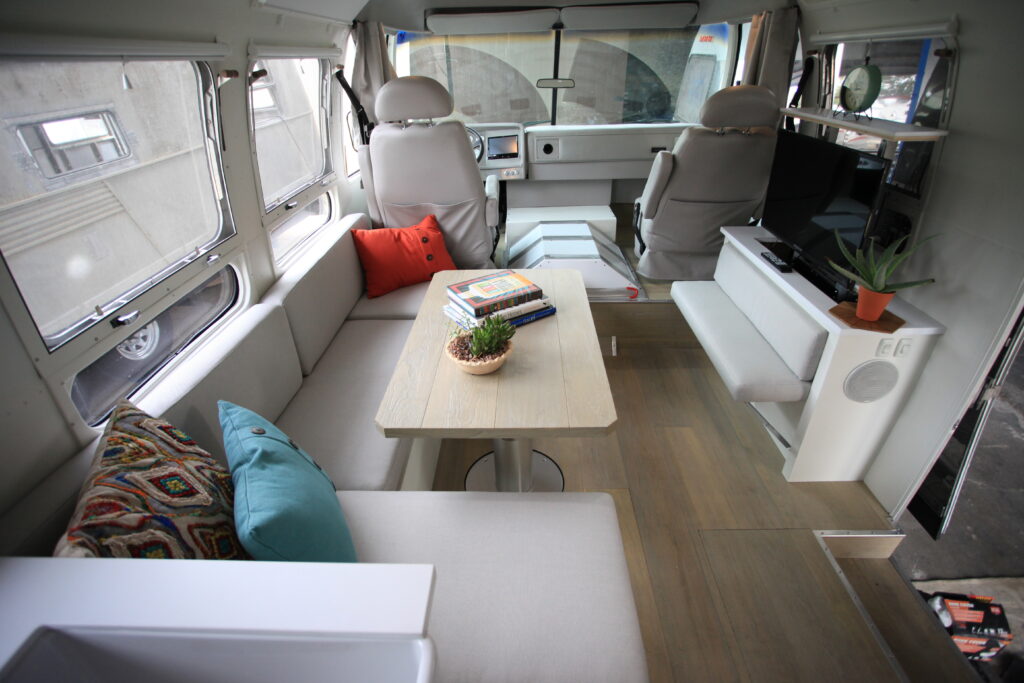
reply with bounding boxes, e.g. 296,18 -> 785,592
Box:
71,267 -> 239,425
249,57 -> 334,262
0,59 -> 234,353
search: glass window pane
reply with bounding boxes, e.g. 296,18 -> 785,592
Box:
0,60 -> 232,351
270,194 -> 332,261
42,115 -> 112,145
395,31 -> 555,125
251,58 -> 328,210
70,267 -> 239,425
558,27 -> 716,124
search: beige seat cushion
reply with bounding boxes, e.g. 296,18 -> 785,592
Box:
348,281 -> 430,320
338,490 -> 648,683
277,319 -> 413,491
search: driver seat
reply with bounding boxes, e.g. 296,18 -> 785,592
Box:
362,76 -> 498,268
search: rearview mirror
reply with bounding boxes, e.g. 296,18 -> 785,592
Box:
536,78 -> 575,89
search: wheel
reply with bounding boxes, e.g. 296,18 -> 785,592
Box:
115,321 -> 161,361
466,126 -> 484,162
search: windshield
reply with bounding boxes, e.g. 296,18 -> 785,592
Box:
393,24 -> 732,126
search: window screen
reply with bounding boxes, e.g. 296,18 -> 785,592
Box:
0,59 -> 234,352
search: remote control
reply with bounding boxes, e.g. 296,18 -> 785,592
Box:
760,251 -> 793,273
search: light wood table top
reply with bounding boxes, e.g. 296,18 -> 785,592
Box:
376,269 -> 616,439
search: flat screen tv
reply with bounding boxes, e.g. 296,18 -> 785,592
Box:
761,130 -> 889,302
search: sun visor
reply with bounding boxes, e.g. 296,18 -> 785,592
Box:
559,3 -> 698,30
426,8 -> 560,35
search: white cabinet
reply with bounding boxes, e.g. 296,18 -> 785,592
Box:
721,227 -> 944,482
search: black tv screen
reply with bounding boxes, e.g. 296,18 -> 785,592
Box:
762,130 -> 888,300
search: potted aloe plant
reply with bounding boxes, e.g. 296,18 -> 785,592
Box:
446,314 -> 516,375
828,231 -> 936,321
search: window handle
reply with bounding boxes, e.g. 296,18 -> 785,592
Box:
111,310 -> 139,328
284,201 -> 298,210
206,253 -> 221,266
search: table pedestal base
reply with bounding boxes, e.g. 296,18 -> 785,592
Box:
465,438 -> 564,492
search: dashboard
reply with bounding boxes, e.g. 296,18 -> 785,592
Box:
464,121 -> 691,183
465,123 -> 526,182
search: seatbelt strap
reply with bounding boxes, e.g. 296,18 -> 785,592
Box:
785,55 -> 816,133
632,202 -> 646,255
335,68 -> 374,145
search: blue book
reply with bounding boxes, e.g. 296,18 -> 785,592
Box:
508,306 -> 556,327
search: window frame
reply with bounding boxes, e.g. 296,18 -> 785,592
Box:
248,56 -> 336,232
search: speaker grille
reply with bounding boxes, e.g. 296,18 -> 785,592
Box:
844,360 -> 899,403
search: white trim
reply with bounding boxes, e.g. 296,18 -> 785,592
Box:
0,33 -> 231,60
808,18 -> 958,45
249,43 -> 343,59
560,3 -> 698,31
426,8 -> 560,35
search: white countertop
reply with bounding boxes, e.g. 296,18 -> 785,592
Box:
722,225 -> 946,336
0,557 -> 435,666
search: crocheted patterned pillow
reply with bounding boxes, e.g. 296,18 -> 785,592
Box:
54,401 -> 247,559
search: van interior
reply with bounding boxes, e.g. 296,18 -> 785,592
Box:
0,0 -> 1022,681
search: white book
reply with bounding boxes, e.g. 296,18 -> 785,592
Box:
443,297 -> 552,327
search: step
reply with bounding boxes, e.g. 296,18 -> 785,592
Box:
836,556 -> 981,682
699,529 -> 979,682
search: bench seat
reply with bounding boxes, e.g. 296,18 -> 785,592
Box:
338,490 -> 648,683
348,281 -> 430,320
672,281 -> 810,402
278,318 -> 414,490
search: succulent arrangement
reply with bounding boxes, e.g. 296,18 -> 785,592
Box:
828,230 -> 936,294
468,315 -> 515,357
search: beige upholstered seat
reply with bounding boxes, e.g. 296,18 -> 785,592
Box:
362,76 -> 497,269
634,85 -> 779,280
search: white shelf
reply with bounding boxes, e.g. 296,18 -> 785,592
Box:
782,107 -> 948,142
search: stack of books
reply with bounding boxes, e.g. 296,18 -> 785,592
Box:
444,270 -> 556,330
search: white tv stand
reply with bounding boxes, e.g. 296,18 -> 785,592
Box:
680,226 -> 945,482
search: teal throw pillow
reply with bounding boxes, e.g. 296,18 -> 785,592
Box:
218,401 -> 357,562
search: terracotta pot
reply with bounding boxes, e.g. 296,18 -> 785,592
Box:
856,288 -> 895,322
446,338 -> 513,375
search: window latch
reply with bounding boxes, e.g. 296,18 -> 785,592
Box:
284,201 -> 298,210
206,253 -> 222,266
111,310 -> 140,328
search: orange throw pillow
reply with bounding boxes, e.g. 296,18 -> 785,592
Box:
351,215 -> 457,298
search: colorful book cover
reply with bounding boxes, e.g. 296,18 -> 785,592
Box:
447,270 -> 543,317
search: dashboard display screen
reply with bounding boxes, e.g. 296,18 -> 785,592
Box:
487,135 -> 519,160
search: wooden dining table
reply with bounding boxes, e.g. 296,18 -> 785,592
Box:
374,268 -> 617,492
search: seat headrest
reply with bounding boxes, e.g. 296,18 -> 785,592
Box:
375,76 -> 454,122
700,85 -> 778,129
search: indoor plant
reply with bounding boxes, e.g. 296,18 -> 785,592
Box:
828,231 -> 936,321
446,315 -> 516,375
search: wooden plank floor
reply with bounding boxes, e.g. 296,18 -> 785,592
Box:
433,302 -> 905,682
